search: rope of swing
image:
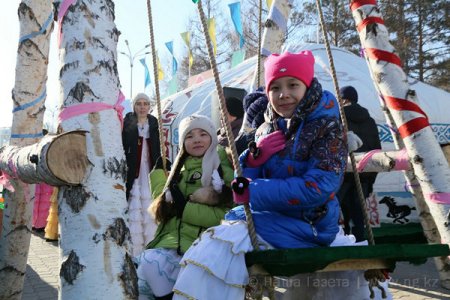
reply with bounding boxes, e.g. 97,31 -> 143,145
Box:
256,0 -> 263,87
315,0 -> 375,246
195,0 -> 259,251
196,3 -> 276,299
315,1 -> 387,298
146,0 -> 167,174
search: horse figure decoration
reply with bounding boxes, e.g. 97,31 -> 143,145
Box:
378,196 -> 416,224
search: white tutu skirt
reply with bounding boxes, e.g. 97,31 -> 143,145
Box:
129,128 -> 157,257
136,248 -> 182,299
174,221 -> 252,300
129,180 -> 157,257
173,223 -> 391,300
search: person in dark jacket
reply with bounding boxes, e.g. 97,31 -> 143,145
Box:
234,88 -> 268,155
122,93 -> 161,256
217,96 -> 245,148
337,85 -> 382,241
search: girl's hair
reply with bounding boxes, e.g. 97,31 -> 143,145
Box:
149,152 -> 187,224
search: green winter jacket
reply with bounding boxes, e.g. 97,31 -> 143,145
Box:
146,146 -> 234,254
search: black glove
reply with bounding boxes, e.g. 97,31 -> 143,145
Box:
231,177 -> 250,195
169,181 -> 187,218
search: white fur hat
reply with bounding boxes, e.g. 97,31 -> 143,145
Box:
132,93 -> 151,108
175,114 -> 220,187
178,114 -> 217,147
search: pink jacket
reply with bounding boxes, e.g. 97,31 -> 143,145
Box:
33,183 -> 53,228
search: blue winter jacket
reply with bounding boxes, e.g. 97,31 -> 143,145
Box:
226,82 -> 347,249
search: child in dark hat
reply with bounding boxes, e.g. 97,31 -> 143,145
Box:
234,88 -> 269,155
338,85 -> 381,241
339,85 -> 358,104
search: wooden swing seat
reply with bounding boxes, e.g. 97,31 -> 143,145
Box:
245,223 -> 450,276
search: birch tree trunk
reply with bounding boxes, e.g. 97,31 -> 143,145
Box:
250,0 -> 292,90
0,131 -> 88,185
345,150 -> 410,173
56,1 -> 136,298
0,1 -> 53,299
350,0 -> 450,288
380,98 -> 450,289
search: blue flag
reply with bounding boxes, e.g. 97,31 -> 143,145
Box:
228,2 -> 245,48
165,41 -> 178,76
139,58 -> 151,88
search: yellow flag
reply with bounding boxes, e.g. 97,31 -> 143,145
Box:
266,0 -> 273,9
157,54 -> 164,81
207,18 -> 217,56
180,31 -> 193,69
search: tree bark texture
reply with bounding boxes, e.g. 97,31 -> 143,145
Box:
57,1 -> 136,298
0,131 -> 88,186
351,0 -> 450,288
345,150 -> 410,173
0,1 -> 53,299
251,0 -> 292,89
382,97 -> 450,289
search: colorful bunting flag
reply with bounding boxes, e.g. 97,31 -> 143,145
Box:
266,0 -> 273,9
207,18 -> 217,56
157,54 -> 165,81
139,58 -> 151,88
180,31 -> 193,70
228,2 -> 245,49
231,49 -> 246,68
165,41 -> 178,76
165,77 -> 179,98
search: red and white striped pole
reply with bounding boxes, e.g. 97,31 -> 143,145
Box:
350,0 -> 450,245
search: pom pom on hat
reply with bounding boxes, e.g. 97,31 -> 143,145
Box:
264,50 -> 315,90
339,86 -> 358,104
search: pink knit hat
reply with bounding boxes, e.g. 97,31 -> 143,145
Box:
264,50 -> 315,91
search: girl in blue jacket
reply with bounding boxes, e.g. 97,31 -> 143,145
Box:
172,51 -> 348,300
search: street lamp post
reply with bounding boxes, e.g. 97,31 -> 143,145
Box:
119,40 -> 151,99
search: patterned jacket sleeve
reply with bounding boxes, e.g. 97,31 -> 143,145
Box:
249,117 -> 347,211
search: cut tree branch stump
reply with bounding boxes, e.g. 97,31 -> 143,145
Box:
0,131 -> 89,186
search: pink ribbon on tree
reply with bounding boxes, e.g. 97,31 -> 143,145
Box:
57,0 -> 77,47
59,91 -> 125,127
393,148 -> 409,171
425,193 -> 450,204
0,171 -> 15,192
356,149 -> 382,173
357,148 -> 411,173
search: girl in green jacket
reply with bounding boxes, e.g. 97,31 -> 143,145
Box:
136,114 -> 234,300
